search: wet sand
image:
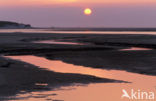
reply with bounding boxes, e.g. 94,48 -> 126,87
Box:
0,31 -> 156,100
5,55 -> 156,101
0,56 -> 121,100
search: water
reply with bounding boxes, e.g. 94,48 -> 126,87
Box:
5,55 -> 156,101
1,29 -> 156,35
1,28 -> 156,101
120,47 -> 152,51
33,40 -> 85,45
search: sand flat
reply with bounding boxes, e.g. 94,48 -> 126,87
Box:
0,31 -> 156,100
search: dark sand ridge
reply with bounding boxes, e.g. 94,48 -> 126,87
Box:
0,33 -> 124,55
0,33 -> 156,53
0,32 -> 156,99
41,50 -> 156,76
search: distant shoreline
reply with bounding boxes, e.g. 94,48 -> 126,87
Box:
0,21 -> 31,29
49,27 -> 156,32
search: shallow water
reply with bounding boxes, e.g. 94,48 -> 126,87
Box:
5,55 -> 156,101
120,47 -> 152,51
1,29 -> 156,35
33,40 -> 85,45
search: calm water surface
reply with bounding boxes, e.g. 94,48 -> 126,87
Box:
1,29 -> 156,35
2,29 -> 156,101
120,47 -> 152,51
33,40 -> 85,45
5,55 -> 156,101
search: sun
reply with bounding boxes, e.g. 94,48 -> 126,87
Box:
84,8 -> 92,15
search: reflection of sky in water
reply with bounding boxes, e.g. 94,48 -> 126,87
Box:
1,29 -> 156,35
5,55 -> 156,101
33,40 -> 85,45
120,47 -> 152,51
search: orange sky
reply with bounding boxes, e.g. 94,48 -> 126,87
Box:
1,0 -> 156,27
1,0 -> 156,6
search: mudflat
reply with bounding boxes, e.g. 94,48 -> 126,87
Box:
0,32 -> 156,100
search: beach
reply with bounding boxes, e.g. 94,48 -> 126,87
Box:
0,29 -> 156,101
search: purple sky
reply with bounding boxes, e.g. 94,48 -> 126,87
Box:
0,3 -> 156,27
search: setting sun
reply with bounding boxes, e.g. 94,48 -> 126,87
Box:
84,8 -> 92,15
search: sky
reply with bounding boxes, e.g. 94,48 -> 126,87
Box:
0,0 -> 156,27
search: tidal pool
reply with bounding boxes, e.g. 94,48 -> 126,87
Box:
120,47 -> 152,51
33,40 -> 85,45
4,55 -> 156,101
